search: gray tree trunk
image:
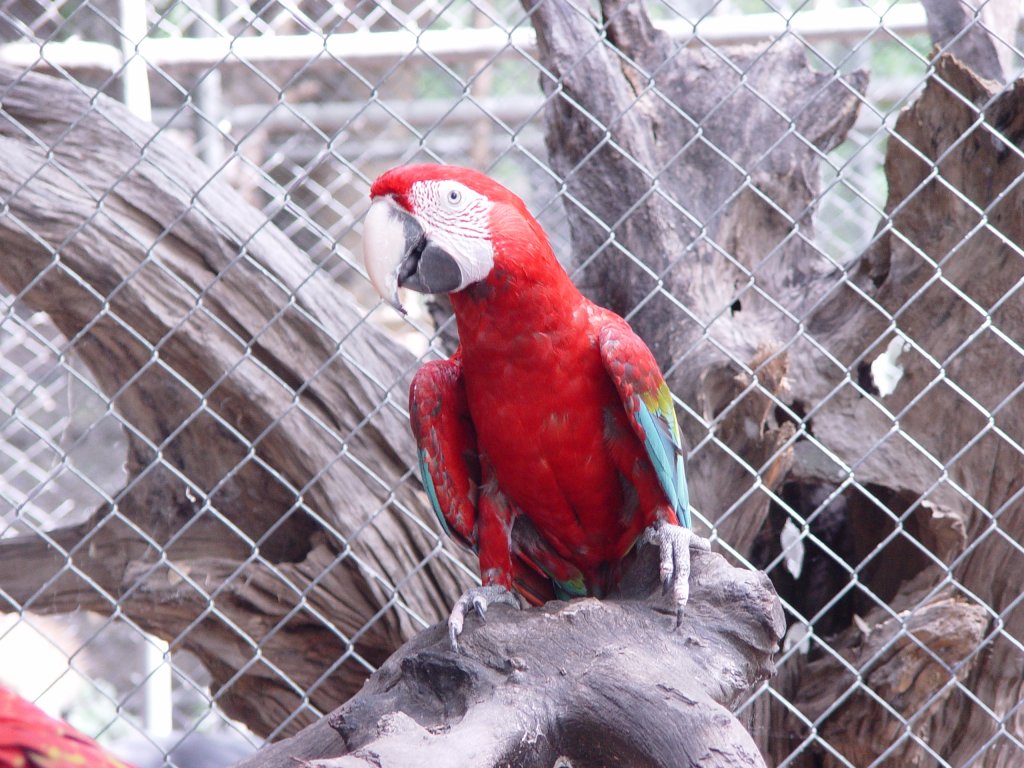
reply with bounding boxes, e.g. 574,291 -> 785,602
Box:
525,1 -> 1023,765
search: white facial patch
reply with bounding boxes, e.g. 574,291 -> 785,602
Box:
407,179 -> 496,288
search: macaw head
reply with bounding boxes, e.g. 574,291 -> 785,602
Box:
361,164 -> 552,314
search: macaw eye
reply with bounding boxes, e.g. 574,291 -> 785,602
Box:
446,188 -> 462,205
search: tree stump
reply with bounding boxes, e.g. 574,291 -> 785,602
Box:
232,542 -> 783,767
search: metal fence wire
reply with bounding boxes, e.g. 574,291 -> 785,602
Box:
0,0 -> 1022,766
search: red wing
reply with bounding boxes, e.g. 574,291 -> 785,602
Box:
409,352 -> 480,550
410,353 -> 574,606
409,354 -> 556,604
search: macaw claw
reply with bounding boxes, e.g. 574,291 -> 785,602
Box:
447,584 -> 521,652
642,521 -> 710,627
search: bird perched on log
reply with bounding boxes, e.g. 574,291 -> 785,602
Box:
362,164 -> 701,649
0,685 -> 134,768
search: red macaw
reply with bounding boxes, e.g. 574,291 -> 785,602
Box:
0,685 -> 134,768
362,164 -> 700,649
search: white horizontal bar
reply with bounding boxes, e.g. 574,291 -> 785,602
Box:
220,94 -> 546,132
144,25 -> 539,68
0,39 -> 123,70
0,4 -> 932,72
662,4 -> 929,46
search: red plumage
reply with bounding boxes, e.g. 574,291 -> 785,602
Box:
370,164 -> 689,606
0,685 -> 133,768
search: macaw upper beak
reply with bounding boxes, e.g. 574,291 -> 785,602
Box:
362,196 -> 464,316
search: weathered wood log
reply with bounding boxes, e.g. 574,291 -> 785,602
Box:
0,63 -> 474,736
760,52 -> 1024,768
781,595 -> 988,766
832,53 -> 1024,768
232,542 -> 783,767
528,1 -> 1024,765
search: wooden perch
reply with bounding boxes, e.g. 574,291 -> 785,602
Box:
232,542 -> 783,767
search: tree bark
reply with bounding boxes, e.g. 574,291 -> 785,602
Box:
231,542 -> 783,768
922,0 -> 1018,83
526,1 -> 1024,765
0,63 -> 474,736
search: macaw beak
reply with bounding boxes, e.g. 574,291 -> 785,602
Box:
362,196 -> 464,316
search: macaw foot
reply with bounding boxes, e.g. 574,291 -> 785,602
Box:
642,522 -> 711,627
447,584 -> 521,652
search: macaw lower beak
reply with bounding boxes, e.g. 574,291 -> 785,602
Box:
361,196 -> 463,316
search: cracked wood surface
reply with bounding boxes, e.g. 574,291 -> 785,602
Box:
232,543 -> 783,768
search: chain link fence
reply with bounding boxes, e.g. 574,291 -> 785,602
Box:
0,0 -> 1022,765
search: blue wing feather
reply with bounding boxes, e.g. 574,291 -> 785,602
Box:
632,395 -> 690,527
596,314 -> 692,529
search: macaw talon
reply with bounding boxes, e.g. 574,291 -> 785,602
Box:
642,521 -> 709,627
447,584 -> 521,652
